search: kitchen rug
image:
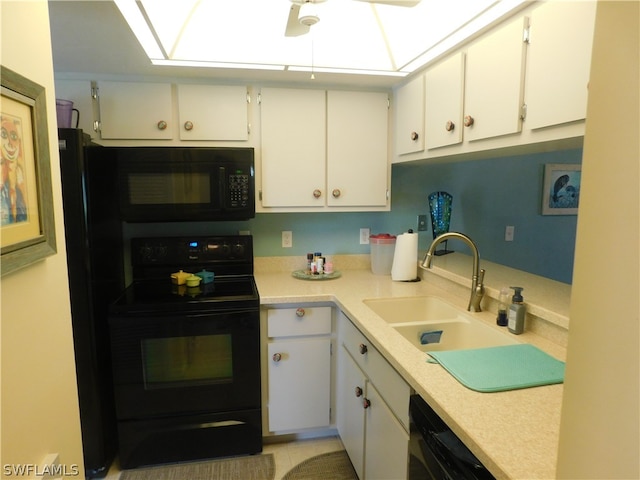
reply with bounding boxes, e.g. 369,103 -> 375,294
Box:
428,343 -> 565,392
282,451 -> 357,480
119,454 -> 274,480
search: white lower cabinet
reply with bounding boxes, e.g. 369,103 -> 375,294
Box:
337,311 -> 410,480
265,306 -> 332,432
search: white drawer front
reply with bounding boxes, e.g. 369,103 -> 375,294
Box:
340,314 -> 410,430
267,307 -> 332,338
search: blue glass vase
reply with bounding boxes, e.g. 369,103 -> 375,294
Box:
428,191 -> 453,255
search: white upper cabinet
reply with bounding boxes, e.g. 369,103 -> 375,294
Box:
327,90 -> 389,207
525,1 -> 597,130
424,52 -> 465,150
394,75 -> 425,155
464,15 -> 528,142
260,87 -> 390,212
259,87 -> 326,208
177,84 -> 249,141
98,81 -> 173,140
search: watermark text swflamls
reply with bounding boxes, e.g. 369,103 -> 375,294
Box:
3,463 -> 80,477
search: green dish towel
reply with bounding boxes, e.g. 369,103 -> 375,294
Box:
427,344 -> 565,392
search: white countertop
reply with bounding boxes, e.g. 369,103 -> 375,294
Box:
255,255 -> 568,480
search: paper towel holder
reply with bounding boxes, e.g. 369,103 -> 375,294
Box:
428,191 -> 454,256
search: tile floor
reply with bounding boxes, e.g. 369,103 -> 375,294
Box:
105,435 -> 345,480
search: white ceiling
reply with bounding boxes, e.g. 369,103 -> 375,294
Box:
48,0 -> 528,89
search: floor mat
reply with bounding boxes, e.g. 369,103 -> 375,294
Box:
282,451 -> 357,480
119,453 -> 275,480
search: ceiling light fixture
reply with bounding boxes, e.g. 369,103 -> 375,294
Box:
298,2 -> 320,27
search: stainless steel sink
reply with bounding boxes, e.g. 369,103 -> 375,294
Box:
364,296 -> 518,351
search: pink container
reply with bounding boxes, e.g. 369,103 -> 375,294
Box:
370,233 -> 396,275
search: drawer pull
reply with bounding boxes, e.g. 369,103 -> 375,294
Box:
464,115 -> 475,127
363,397 -> 371,409
354,386 -> 363,398
295,308 -> 305,317
272,353 -> 282,362
410,131 -> 419,141
359,343 -> 368,355
157,120 -> 167,130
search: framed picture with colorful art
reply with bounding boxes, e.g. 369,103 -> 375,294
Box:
1,66 -> 56,276
541,163 -> 581,215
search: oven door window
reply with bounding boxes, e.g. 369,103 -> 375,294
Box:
142,334 -> 232,389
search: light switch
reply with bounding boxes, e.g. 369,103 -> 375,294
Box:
505,225 -> 515,242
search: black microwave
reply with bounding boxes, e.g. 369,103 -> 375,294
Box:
116,147 -> 255,222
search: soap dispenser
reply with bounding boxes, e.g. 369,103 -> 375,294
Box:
508,287 -> 526,334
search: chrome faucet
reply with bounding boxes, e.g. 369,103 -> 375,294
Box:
420,232 -> 485,312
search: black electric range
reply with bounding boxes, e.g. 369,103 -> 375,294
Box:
108,235 -> 262,469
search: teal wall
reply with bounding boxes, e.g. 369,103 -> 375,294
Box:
124,149 -> 581,284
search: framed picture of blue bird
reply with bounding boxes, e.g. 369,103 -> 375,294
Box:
541,163 -> 581,215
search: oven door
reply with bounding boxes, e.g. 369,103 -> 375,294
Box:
109,308 -> 260,420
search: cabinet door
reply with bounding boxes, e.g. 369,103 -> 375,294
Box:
525,1 -> 596,129
394,75 -> 425,155
260,88 -> 326,207
98,81 -> 173,140
364,382 -> 409,480
177,84 -> 249,140
425,52 -> 465,149
327,91 -> 388,207
267,337 -> 330,432
337,346 -> 366,480
464,16 -> 528,142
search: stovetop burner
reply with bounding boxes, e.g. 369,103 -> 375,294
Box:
110,276 -> 259,314
111,235 -> 259,314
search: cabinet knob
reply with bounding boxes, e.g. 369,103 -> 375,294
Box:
445,120 -> 455,132
354,386 -> 363,398
295,308 -> 305,317
272,353 -> 282,362
157,120 -> 167,130
184,121 -> 194,131
313,189 -> 322,199
332,189 -> 341,198
363,398 -> 371,409
359,343 -> 368,355
463,115 -> 474,127
410,131 -> 419,141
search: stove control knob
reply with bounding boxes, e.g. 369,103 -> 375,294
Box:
140,245 -> 153,260
233,243 -> 245,256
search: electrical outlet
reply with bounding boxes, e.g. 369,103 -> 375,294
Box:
360,228 -> 370,245
282,231 -> 293,248
505,225 -> 515,242
417,214 -> 428,231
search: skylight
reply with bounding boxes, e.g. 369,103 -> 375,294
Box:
114,0 -> 527,77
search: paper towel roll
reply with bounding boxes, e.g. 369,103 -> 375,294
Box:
391,231 -> 418,281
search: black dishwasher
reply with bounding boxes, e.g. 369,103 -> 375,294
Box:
409,395 -> 495,480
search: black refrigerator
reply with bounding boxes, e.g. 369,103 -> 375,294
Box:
58,128 -> 124,478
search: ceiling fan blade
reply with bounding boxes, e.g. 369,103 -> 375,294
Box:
285,4 -> 310,37
354,0 -> 421,6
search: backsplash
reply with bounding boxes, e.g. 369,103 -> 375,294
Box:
122,148 -> 582,284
